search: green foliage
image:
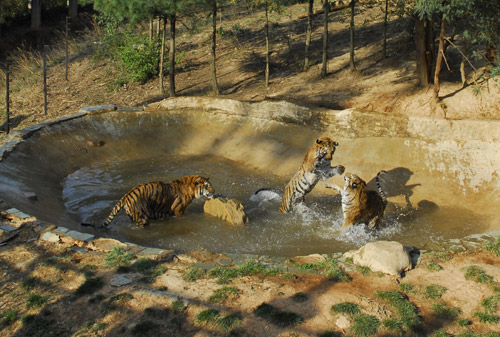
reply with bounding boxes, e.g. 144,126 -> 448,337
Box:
105,247 -> 134,268
427,263 -> 443,272
463,265 -> 493,284
185,267 -> 206,282
431,330 -> 452,337
21,277 -> 38,291
375,290 -> 421,332
425,284 -> 446,300
209,260 -> 277,282
356,266 -> 371,275
26,293 -> 49,308
382,318 -> 404,334
398,283 -> 414,294
432,302 -> 460,320
481,295 -> 500,313
195,309 -> 242,332
457,318 -> 472,327
473,311 -> 499,324
172,300 -> 186,313
129,258 -> 166,283
217,312 -> 242,332
254,303 -> 303,327
484,236 -> 500,257
116,35 -> 160,84
208,287 -> 239,303
1,309 -> 18,326
196,308 -> 220,325
331,302 -> 362,316
350,314 -> 380,337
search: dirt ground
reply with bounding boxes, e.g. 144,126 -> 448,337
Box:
1,2 -> 500,337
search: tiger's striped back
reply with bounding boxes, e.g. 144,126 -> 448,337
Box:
101,176 -> 214,228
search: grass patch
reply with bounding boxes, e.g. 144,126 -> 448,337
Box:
463,265 -> 493,284
331,302 -> 361,316
382,318 -> 404,334
74,277 -> 104,297
427,263 -> 443,272
398,283 -> 414,294
26,293 -> 49,308
456,318 -> 472,327
21,277 -> 38,291
291,292 -> 309,303
130,259 -> 166,284
425,284 -> 446,300
483,236 -> 500,257
326,260 -> 351,282
481,295 -> 500,313
1,309 -> 18,325
105,247 -> 134,268
356,266 -> 371,275
431,330 -> 452,337
254,303 -> 303,327
473,311 -> 499,324
350,314 -> 380,337
185,267 -> 205,282
103,293 -> 133,312
208,287 -> 239,303
375,290 -> 421,333
172,300 -> 186,313
195,309 -> 242,332
209,260 -> 278,281
431,302 -> 460,320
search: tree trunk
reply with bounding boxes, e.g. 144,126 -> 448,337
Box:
211,1 -> 219,95
349,0 -> 356,71
31,0 -> 42,30
434,16 -> 446,102
460,40 -> 467,88
321,0 -> 329,78
169,10 -> 176,97
415,18 -> 433,87
159,17 -> 166,94
304,0 -> 314,71
68,0 -> 78,19
383,0 -> 388,58
265,0 -> 270,88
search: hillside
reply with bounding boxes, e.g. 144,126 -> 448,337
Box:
1,1 -> 499,144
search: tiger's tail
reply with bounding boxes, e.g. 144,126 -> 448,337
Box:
376,170 -> 388,204
101,199 -> 124,228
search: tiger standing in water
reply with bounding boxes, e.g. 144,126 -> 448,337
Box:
280,137 -> 344,213
82,175 -> 214,228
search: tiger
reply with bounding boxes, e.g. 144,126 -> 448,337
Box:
333,170 -> 387,230
279,137 -> 345,213
82,175 -> 214,228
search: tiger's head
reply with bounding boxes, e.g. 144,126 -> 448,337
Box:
193,176 -> 215,199
343,173 -> 367,196
302,137 -> 339,171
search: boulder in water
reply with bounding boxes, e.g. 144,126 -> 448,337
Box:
204,197 -> 249,226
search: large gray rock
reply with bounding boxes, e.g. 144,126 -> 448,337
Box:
343,241 -> 412,276
204,197 -> 249,226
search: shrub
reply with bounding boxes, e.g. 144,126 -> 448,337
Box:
105,247 -> 134,268
425,284 -> 446,300
351,314 -> 380,337
331,302 -> 362,316
117,35 -> 160,84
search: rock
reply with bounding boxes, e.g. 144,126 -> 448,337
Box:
203,197 -> 249,226
87,238 -> 128,252
40,231 -> 61,243
336,315 -> 351,330
24,192 -> 37,201
343,241 -> 412,276
289,253 -> 326,266
110,275 -> 132,287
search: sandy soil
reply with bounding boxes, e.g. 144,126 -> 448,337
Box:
1,2 -> 500,337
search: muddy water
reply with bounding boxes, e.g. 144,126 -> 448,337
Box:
0,98 -> 498,256
62,154 -> 487,257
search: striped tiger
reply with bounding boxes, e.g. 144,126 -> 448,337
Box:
338,170 -> 387,230
279,137 -> 344,213
84,175 -> 214,228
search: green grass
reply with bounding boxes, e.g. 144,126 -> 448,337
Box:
350,314 -> 380,337
26,293 -> 49,308
21,277 -> 38,291
172,300 -> 186,313
398,283 -> 414,294
483,236 -> 500,257
356,266 -> 371,275
129,259 -> 166,283
331,302 -> 361,316
425,284 -> 446,300
463,265 -> 493,284
208,287 -> 239,303
427,263 -> 443,272
196,309 -> 220,325
254,303 -> 303,327
473,311 -> 499,324
209,260 -> 279,282
105,247 -> 134,268
195,309 -> 242,332
382,318 -> 404,334
1,309 -> 18,325
456,318 -> 472,327
431,329 -> 452,337
431,302 -> 460,320
481,295 -> 500,313
326,260 -> 351,282
103,293 -> 133,312
74,277 -> 104,297
375,290 -> 421,333
185,267 -> 205,282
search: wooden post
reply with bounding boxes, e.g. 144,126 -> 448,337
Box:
68,0 -> 78,19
